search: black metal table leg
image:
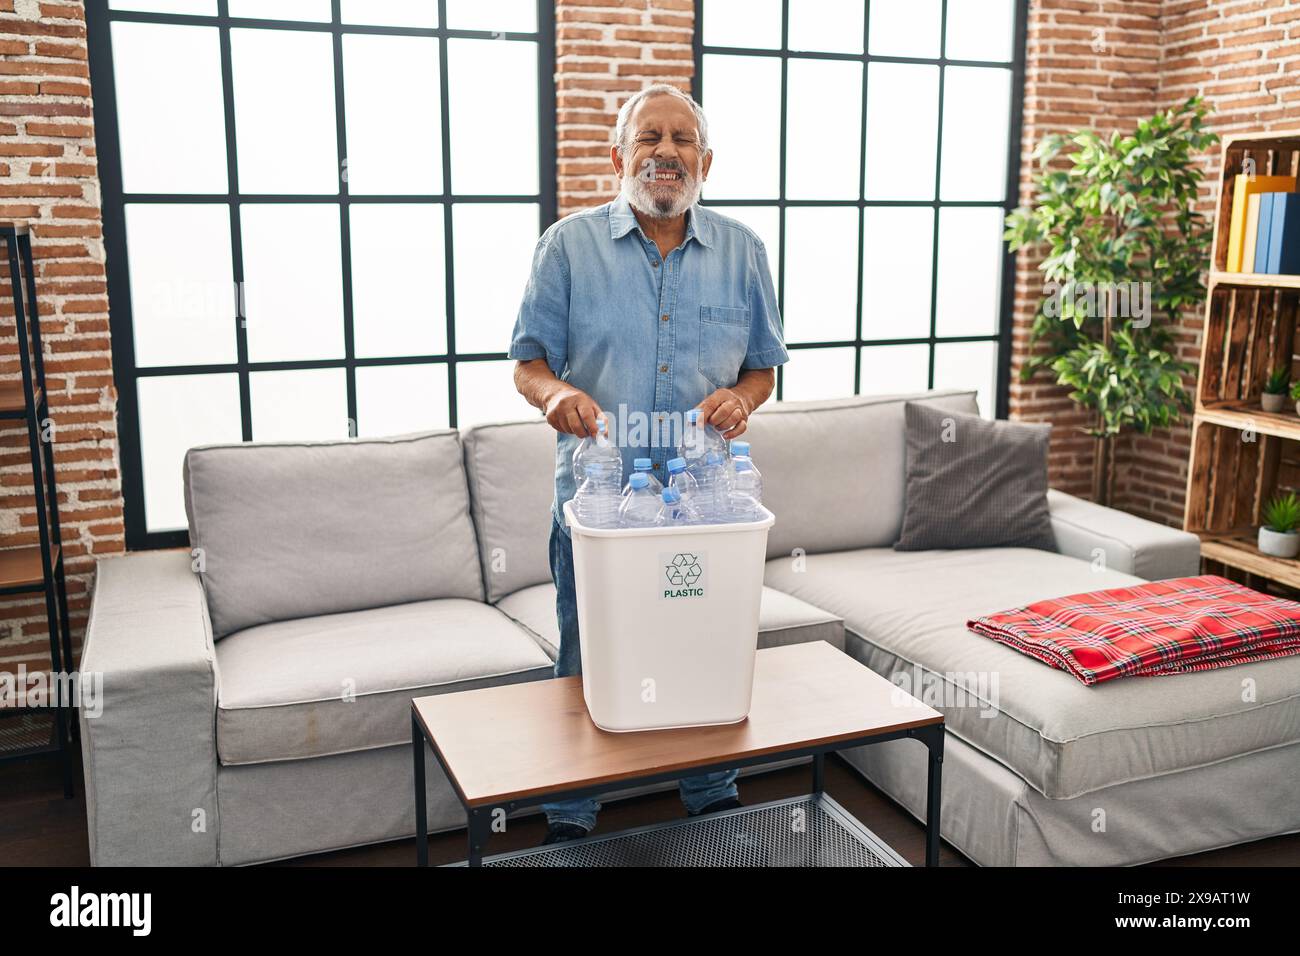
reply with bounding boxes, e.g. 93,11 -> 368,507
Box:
412,711 -> 427,868
923,725 -> 944,867
467,809 -> 492,867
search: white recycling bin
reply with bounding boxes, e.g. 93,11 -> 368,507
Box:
562,499 -> 776,732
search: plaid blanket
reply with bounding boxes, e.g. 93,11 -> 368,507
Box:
967,575 -> 1300,686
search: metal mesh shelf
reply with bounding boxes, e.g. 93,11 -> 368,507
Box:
469,794 -> 908,868
0,709 -> 59,758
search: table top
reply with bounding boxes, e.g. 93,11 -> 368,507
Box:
413,641 -> 943,808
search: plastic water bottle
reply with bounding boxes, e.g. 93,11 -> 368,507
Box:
618,472 -> 662,528
728,442 -> 764,521
692,449 -> 730,522
665,456 -> 699,517
625,456 -> 663,497
572,417 -> 621,488
656,486 -> 699,526
573,461 -> 621,529
681,408 -> 729,476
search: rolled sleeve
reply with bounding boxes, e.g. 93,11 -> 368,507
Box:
508,229 -> 570,375
743,238 -> 789,369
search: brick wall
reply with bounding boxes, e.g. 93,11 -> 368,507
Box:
555,0 -> 692,217
0,0 -> 122,679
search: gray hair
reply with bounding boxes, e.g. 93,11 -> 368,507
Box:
614,83 -> 710,156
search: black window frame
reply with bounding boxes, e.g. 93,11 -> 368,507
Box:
86,0 -> 558,550
692,0 -> 1028,413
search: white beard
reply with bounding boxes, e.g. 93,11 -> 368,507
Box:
620,158 -> 704,219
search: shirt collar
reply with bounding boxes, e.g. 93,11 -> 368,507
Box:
609,192 -> 714,249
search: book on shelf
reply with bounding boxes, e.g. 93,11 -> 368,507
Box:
1225,173 -> 1297,271
1243,193 -> 1262,273
1260,192 -> 1300,275
1251,190 -> 1276,273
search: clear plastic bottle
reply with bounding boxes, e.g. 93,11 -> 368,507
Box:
571,417 -> 621,489
618,472 -> 662,528
655,486 -> 699,526
624,456 -> 663,497
681,407 -> 729,476
572,461 -> 621,529
692,449 -> 731,522
665,456 -> 699,518
728,456 -> 764,522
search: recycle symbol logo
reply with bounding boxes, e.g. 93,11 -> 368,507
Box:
665,552 -> 702,586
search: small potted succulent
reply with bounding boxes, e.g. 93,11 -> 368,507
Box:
1259,491 -> 1300,558
1263,365 -> 1290,412
1291,380 -> 1300,417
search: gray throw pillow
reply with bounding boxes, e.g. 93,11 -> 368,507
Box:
894,402 -> 1056,552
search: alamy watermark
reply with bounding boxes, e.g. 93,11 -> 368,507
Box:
0,665 -> 101,718
1042,280 -> 1152,328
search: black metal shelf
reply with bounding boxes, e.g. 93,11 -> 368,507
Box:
0,222 -> 76,797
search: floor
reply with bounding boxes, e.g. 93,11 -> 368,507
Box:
5,750 -> 1298,867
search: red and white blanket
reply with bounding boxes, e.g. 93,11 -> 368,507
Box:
967,575 -> 1300,686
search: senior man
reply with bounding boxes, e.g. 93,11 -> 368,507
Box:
509,83 -> 788,845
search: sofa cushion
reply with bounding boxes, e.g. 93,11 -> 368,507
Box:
462,419 -> 555,603
495,582 -> 845,660
745,389 -> 979,560
764,546 -> 1300,799
215,598 -> 553,765
185,431 -> 483,638
895,403 -> 1054,552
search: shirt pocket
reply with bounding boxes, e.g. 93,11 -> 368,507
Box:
697,305 -> 751,389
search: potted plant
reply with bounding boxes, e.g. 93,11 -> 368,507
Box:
1004,97 -> 1218,505
1291,380 -> 1300,417
1263,365 -> 1290,413
1259,491 -> 1300,558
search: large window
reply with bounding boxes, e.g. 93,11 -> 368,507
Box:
695,0 -> 1026,416
88,0 -> 555,548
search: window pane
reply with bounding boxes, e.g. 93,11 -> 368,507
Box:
934,206 -> 1004,338
701,55 -> 781,200
343,35 -> 442,195
356,364 -> 450,437
786,58 -> 861,200
865,62 -> 938,200
716,206 -> 779,286
455,360 -> 535,428
111,23 -> 227,194
447,39 -> 538,195
940,67 -> 1011,201
933,341 -> 998,419
446,0 -> 536,32
350,204 -> 446,358
249,368 -> 350,441
702,0 -> 781,49
781,347 -> 855,401
859,344 -> 930,396
241,204 -> 345,361
138,373 -> 242,532
110,0 -> 215,12
788,0 -> 864,54
125,204 -> 236,367
231,28 -> 338,194
342,0 -> 437,28
869,0 -> 942,58
451,203 -> 538,354
783,206 -> 857,343
228,0 -> 329,20
946,0 -> 1016,61
863,207 -> 933,340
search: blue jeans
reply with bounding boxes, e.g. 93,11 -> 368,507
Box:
541,518 -> 738,831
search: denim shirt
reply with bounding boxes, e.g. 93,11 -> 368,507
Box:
509,194 -> 788,532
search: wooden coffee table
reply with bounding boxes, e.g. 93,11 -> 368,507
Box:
411,641 -> 945,867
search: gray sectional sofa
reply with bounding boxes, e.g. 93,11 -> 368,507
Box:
78,388 -> 1300,866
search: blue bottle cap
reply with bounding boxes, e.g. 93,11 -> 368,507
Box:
662,487 -> 681,503
666,456 -> 687,473
629,472 -> 649,489
634,457 -> 652,470
731,440 -> 750,456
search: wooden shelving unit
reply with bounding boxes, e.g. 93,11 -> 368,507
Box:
1185,129 -> 1300,592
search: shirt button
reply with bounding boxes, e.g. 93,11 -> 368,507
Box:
660,314 -> 669,322
659,365 -> 669,373
652,261 -> 659,268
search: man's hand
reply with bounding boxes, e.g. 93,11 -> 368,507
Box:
697,386 -> 754,439
544,384 -> 604,438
